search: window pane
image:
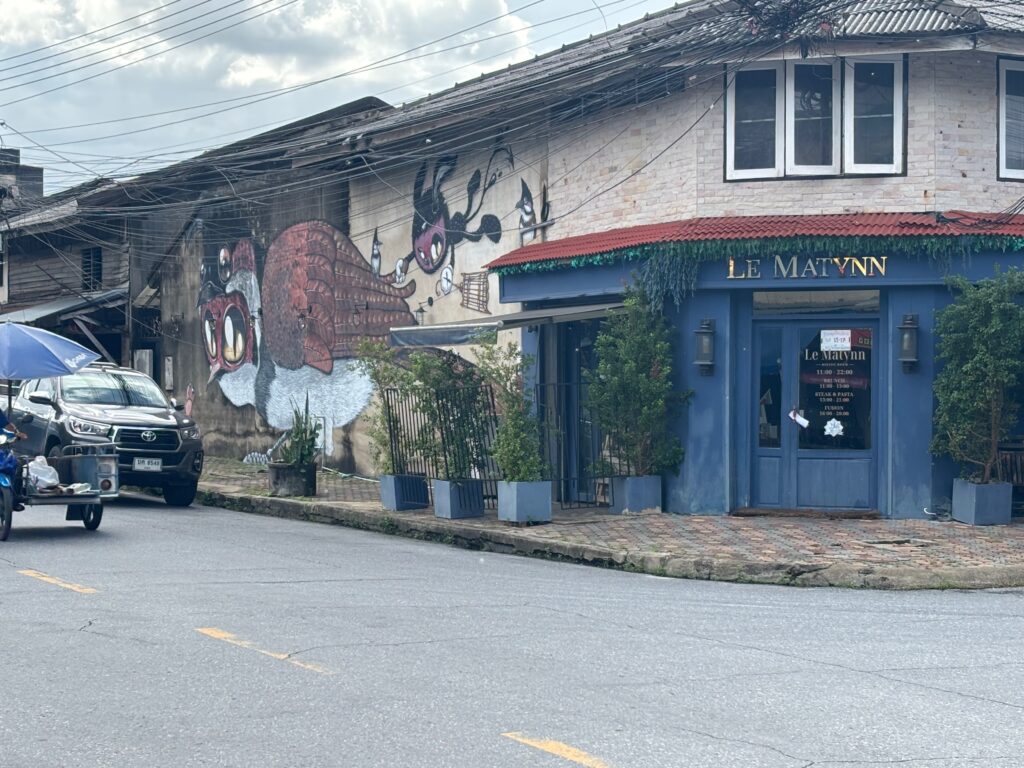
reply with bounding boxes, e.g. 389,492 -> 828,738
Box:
793,64 -> 834,166
1006,69 -> 1024,171
734,69 -> 777,170
853,63 -> 895,166
758,328 -> 782,448
754,290 -> 879,314
798,328 -> 872,451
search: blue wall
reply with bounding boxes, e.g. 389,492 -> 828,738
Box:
503,253 -> 1023,518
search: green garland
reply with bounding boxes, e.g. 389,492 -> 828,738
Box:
492,233 -> 1024,309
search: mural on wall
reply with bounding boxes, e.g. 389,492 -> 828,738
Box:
389,147 -> 512,296
515,179 -> 550,245
376,145 -> 551,316
198,220 -> 415,453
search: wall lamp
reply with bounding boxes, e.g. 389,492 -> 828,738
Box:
414,297 -> 434,325
694,318 -> 715,376
898,314 -> 919,372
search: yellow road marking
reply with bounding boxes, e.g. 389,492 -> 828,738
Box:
17,569 -> 97,594
502,732 -> 610,767
195,627 -> 332,674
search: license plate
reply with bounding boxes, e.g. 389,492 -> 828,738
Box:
133,458 -> 162,472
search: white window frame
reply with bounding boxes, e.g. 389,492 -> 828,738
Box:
999,58 -> 1024,181
726,62 -> 785,180
843,56 -> 904,175
786,59 -> 841,176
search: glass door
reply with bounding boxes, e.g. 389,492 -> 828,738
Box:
754,322 -> 877,510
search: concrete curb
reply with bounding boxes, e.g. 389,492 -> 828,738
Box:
195,488 -> 1024,590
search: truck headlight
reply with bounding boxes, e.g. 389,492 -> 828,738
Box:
67,417 -> 110,438
181,425 -> 201,441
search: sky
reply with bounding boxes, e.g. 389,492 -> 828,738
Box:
0,0 -> 677,194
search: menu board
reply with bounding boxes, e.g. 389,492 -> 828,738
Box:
798,328 -> 872,450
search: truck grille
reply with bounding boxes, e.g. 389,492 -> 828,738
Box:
115,428 -> 180,451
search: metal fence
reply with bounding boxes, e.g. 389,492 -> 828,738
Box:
536,382 -> 630,509
382,384 -> 501,508
383,381 -> 626,511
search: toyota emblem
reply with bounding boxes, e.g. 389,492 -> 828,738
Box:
141,430 -> 157,442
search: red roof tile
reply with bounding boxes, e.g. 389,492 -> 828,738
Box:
486,212 -> 1024,270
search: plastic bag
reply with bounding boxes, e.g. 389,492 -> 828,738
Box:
28,456 -> 59,490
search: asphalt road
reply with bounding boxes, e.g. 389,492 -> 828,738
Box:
2,496 -> 1024,768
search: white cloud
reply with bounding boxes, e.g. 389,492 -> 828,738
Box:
0,0 -> 671,192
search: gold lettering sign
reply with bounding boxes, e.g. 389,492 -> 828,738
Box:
726,256 -> 887,280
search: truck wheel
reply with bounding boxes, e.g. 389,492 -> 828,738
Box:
82,503 -> 102,531
0,486 -> 12,541
164,482 -> 197,507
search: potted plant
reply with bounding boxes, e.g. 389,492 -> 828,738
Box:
586,289 -> 689,514
931,270 -> 1024,525
356,340 -> 429,511
408,350 -> 490,519
477,340 -> 550,524
268,395 -> 322,497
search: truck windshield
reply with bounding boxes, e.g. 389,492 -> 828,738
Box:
60,371 -> 169,408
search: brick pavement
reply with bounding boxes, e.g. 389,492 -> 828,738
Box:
197,457 -> 1024,589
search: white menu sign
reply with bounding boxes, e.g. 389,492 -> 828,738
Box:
821,330 -> 851,352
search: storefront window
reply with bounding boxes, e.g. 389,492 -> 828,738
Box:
754,290 -> 879,314
798,327 -> 872,450
758,329 -> 782,448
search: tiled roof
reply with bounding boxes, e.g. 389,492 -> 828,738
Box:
485,212 -> 1024,270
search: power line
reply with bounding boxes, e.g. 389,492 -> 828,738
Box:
0,0 -> 301,107
0,0 -> 190,63
0,0 -> 221,76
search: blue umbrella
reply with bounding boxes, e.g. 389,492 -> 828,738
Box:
0,323 -> 101,416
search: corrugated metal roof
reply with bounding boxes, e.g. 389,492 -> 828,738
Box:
0,288 -> 127,325
295,0 -> 1021,157
485,211 -> 1024,271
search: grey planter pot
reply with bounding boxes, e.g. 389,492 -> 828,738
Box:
610,475 -> 662,514
952,478 -> 1012,526
497,480 -> 552,524
433,478 -> 485,519
268,462 -> 317,497
379,474 -> 430,511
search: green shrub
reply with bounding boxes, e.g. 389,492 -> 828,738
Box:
409,351 -> 491,480
279,394 -> 322,466
931,269 -> 1024,483
355,339 -> 412,475
476,341 -> 545,483
586,289 -> 689,477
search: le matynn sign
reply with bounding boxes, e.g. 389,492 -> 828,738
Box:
726,256 -> 888,280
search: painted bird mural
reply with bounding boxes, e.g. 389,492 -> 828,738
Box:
515,179 -> 550,244
392,147 -> 511,282
198,220 -> 416,454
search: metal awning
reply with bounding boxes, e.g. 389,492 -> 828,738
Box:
0,288 -> 127,325
389,302 -> 622,347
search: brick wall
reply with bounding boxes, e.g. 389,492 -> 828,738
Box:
551,51 -> 1018,239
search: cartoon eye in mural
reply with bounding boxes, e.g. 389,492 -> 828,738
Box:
222,305 -> 248,365
200,293 -> 255,378
202,310 -> 218,362
218,246 -> 233,284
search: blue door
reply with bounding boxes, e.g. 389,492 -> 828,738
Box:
753,322 -> 878,510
